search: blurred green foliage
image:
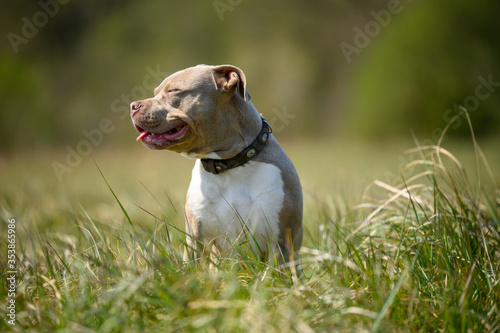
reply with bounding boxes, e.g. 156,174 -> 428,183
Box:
348,1 -> 500,137
1,0 -> 499,152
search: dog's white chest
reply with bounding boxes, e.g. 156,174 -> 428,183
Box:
187,159 -> 284,251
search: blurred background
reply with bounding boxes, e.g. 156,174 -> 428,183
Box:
1,0 -> 499,221
2,0 -> 500,149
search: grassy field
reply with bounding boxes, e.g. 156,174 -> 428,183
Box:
1,129 -> 499,332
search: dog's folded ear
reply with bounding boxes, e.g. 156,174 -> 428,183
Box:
212,65 -> 251,102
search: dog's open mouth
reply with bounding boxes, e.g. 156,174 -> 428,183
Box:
135,121 -> 189,146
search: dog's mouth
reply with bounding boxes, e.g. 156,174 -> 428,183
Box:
135,121 -> 189,147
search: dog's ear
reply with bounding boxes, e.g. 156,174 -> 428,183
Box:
212,65 -> 251,102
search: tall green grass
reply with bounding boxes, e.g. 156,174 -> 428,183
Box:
1,121 -> 499,332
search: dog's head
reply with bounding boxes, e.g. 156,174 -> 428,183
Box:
130,64 -> 252,156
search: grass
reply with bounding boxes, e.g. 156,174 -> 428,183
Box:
1,123 -> 499,332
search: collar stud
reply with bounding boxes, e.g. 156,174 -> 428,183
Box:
246,149 -> 256,158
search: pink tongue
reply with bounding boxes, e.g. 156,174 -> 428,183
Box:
136,131 -> 149,141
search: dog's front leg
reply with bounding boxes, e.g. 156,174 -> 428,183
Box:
183,205 -> 203,262
183,233 -> 202,262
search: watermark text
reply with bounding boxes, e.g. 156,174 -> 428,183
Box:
340,0 -> 411,63
6,218 -> 17,326
213,0 -> 243,21
52,65 -> 167,182
7,0 -> 71,54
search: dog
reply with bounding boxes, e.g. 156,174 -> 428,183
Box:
130,64 -> 302,271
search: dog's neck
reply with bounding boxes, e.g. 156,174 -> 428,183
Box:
210,96 -> 262,158
180,96 -> 262,160
201,117 -> 271,174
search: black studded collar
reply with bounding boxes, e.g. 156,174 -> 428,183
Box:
201,117 -> 272,175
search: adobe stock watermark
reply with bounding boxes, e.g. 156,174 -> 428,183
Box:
213,0 -> 243,21
52,65 -> 168,182
267,106 -> 296,133
6,218 -> 17,326
7,0 -> 70,54
339,0 -> 412,64
440,74 -> 500,133
383,74 -> 500,182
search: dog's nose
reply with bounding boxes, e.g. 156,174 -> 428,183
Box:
130,101 -> 143,116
